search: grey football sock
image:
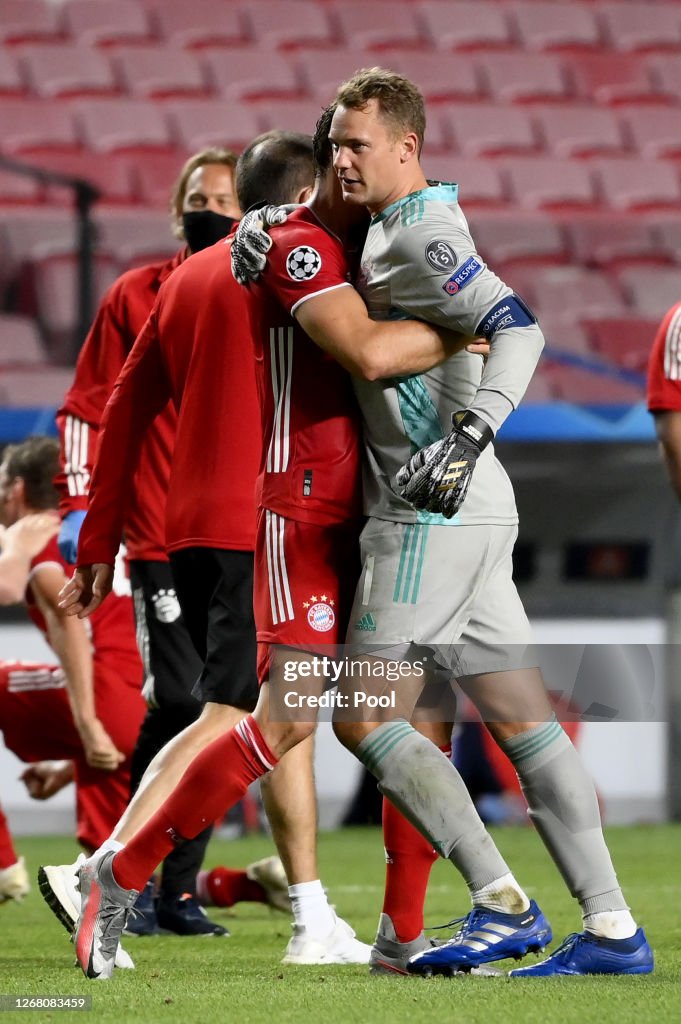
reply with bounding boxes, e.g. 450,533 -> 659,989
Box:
355,720 -> 511,892
501,717 -> 628,915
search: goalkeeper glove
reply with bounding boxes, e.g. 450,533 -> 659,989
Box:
395,411 -> 494,519
230,204 -> 296,285
58,510 -> 87,564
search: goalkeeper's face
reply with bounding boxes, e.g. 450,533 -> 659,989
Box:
330,100 -> 417,215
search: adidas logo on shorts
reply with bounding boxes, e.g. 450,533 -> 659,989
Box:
355,613 -> 377,632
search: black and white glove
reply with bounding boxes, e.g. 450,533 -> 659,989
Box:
230,204 -> 296,285
395,411 -> 494,519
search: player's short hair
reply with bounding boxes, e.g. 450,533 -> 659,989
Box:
335,67 -> 426,156
312,104 -> 335,175
170,147 -> 239,239
235,130 -> 315,212
2,436 -> 59,510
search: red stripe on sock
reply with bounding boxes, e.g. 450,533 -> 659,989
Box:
113,723 -> 275,892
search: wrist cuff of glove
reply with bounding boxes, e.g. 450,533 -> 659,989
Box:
452,410 -> 494,451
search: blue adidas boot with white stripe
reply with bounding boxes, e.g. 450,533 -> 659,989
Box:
407,900 -> 552,976
509,928 -> 653,977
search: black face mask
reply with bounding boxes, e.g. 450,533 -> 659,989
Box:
182,210 -> 238,253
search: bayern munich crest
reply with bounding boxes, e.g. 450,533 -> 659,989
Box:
303,594 -> 336,633
286,246 -> 322,281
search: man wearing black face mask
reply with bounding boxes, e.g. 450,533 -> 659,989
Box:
50,149 -> 265,939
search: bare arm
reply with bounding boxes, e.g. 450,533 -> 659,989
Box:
295,286 -> 472,381
0,513 -> 60,605
29,564 -> 124,770
654,411 -> 681,503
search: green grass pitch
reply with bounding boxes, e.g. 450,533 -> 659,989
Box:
1,825 -> 680,1024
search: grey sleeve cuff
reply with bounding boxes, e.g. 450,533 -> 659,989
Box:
468,323 -> 545,433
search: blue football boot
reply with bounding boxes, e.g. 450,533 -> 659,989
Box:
408,900 -> 552,976
509,928 -> 653,977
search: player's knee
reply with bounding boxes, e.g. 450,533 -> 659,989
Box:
332,718 -> 372,752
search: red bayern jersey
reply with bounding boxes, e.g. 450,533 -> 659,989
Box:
647,301 -> 681,412
247,206 -> 362,526
55,250 -> 187,562
25,537 -> 142,674
77,238 -> 261,567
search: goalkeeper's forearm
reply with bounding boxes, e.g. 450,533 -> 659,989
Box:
467,322 -> 545,434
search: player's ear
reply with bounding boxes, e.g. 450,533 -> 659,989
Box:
400,132 -> 419,164
295,184 -> 314,203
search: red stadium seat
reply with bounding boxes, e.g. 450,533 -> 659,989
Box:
0,367 -> 79,407
565,218 -> 662,268
510,3 -> 602,52
419,2 -> 514,52
422,157 -> 505,206
0,48 -> 24,95
149,0 -> 246,49
0,0 -> 62,44
477,54 -> 570,104
654,220 -> 681,264
74,99 -> 174,153
166,100 -> 260,151
503,158 -> 597,209
469,215 -> 569,265
0,169 -> 41,204
294,51 -> 382,103
133,152 -> 191,210
519,266 -> 627,320
584,317 -> 660,373
595,159 -> 681,210
31,252 -> 116,348
382,51 -> 484,103
569,54 -> 661,105
27,153 -> 136,205
2,209 -> 78,267
649,55 -> 681,103
621,107 -> 681,159
616,266 -> 681,318
600,3 -> 681,53
544,363 -> 644,404
113,46 -> 208,99
246,2 -> 337,50
535,105 -> 625,157
446,105 -> 538,156
253,97 -> 336,134
95,209 -> 177,266
331,2 -> 426,51
203,48 -> 301,102
0,99 -> 79,154
0,314 -> 47,365
61,0 -> 154,47
538,318 -> 592,356
17,43 -> 118,98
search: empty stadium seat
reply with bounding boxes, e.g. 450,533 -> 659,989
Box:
203,48 -> 301,101
166,99 -> 260,151
61,0 -> 154,47
2,209 -> 78,268
419,2 -> 514,51
600,3 -> 681,53
0,99 -> 79,153
584,317 -> 660,373
246,2 -> 337,49
503,158 -> 597,208
332,2 -> 426,51
0,169 -> 41,204
535,105 -> 625,157
0,0 -> 62,45
253,97 -> 331,135
0,367 -> 79,407
0,314 -> 47,365
595,159 -> 681,210
17,43 -> 118,98
511,3 -> 602,52
544,363 -> 645,404
478,53 -> 570,103
565,219 -> 662,267
470,214 -> 569,265
149,0 -> 246,49
569,53 -> 661,105
446,104 -> 538,156
31,252 -> 120,352
94,209 -> 177,266
112,46 -> 208,98
649,55 -> 681,103
653,220 -> 681,263
520,266 -> 627,320
27,153 -> 136,205
74,98 -> 174,153
616,266 -> 681,318
538,318 -> 592,356
422,157 -> 505,206
621,106 -> 681,159
0,48 -> 23,95
294,50 -> 381,102
382,51 -> 484,103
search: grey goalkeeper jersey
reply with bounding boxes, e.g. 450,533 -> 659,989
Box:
353,183 -> 544,527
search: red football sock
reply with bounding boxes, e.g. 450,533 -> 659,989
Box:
381,744 -> 451,944
0,806 -> 19,869
198,867 -> 267,908
113,717 -> 277,892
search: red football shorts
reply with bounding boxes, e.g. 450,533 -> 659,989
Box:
253,509 -> 360,684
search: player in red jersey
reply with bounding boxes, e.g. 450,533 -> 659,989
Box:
648,300 -> 681,498
55,148 -> 246,937
61,110 -> 474,979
